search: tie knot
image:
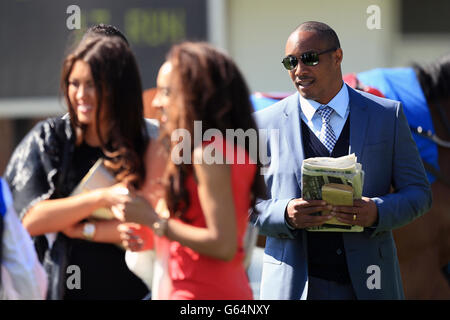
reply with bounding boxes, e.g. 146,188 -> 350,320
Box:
317,105 -> 333,122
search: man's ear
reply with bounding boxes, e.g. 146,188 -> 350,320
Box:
334,48 -> 343,66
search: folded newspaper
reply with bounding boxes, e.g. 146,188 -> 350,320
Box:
301,153 -> 364,232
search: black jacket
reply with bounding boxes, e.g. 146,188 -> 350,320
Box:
4,115 -> 75,299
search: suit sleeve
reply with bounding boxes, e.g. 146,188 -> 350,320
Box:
251,101 -> 300,239
371,103 -> 432,236
253,197 -> 297,239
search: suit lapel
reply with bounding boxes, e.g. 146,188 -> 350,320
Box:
281,88 -> 368,188
348,86 -> 369,160
282,93 -> 304,188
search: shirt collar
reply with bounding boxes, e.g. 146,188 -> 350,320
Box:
299,82 -> 349,121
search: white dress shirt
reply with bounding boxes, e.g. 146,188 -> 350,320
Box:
299,82 -> 350,141
285,83 -> 351,231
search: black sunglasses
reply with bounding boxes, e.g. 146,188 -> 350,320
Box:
282,47 -> 338,70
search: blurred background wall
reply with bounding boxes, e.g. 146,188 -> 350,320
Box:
1,0 -> 450,173
221,0 -> 450,92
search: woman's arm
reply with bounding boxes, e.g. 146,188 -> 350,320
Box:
61,219 -> 124,243
23,185 -> 130,236
118,147 -> 238,261
165,159 -> 237,260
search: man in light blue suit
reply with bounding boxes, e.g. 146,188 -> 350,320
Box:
253,21 -> 432,300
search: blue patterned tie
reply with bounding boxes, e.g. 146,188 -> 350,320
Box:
317,105 -> 336,154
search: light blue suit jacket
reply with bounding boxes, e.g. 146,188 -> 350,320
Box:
253,85 -> 432,300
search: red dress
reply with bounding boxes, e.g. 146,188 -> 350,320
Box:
155,137 -> 255,300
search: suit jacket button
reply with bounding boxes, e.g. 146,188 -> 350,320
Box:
336,248 -> 343,255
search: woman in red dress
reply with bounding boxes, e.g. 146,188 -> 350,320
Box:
115,42 -> 266,300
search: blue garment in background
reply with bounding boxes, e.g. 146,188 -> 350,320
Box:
251,94 -> 279,112
357,68 -> 438,183
0,179 -> 6,218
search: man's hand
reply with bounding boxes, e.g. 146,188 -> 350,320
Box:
285,198 -> 333,229
331,197 -> 378,227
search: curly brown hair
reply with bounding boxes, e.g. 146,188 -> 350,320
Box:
61,36 -> 148,188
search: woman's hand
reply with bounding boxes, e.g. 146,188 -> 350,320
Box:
96,183 -> 131,208
112,194 -> 159,227
117,223 -> 154,252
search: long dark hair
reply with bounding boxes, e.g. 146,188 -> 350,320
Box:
61,36 -> 148,188
162,41 -> 266,218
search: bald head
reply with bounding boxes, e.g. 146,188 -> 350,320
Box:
284,21 -> 344,104
291,21 -> 340,51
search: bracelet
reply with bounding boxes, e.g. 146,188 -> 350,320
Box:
152,218 -> 168,237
